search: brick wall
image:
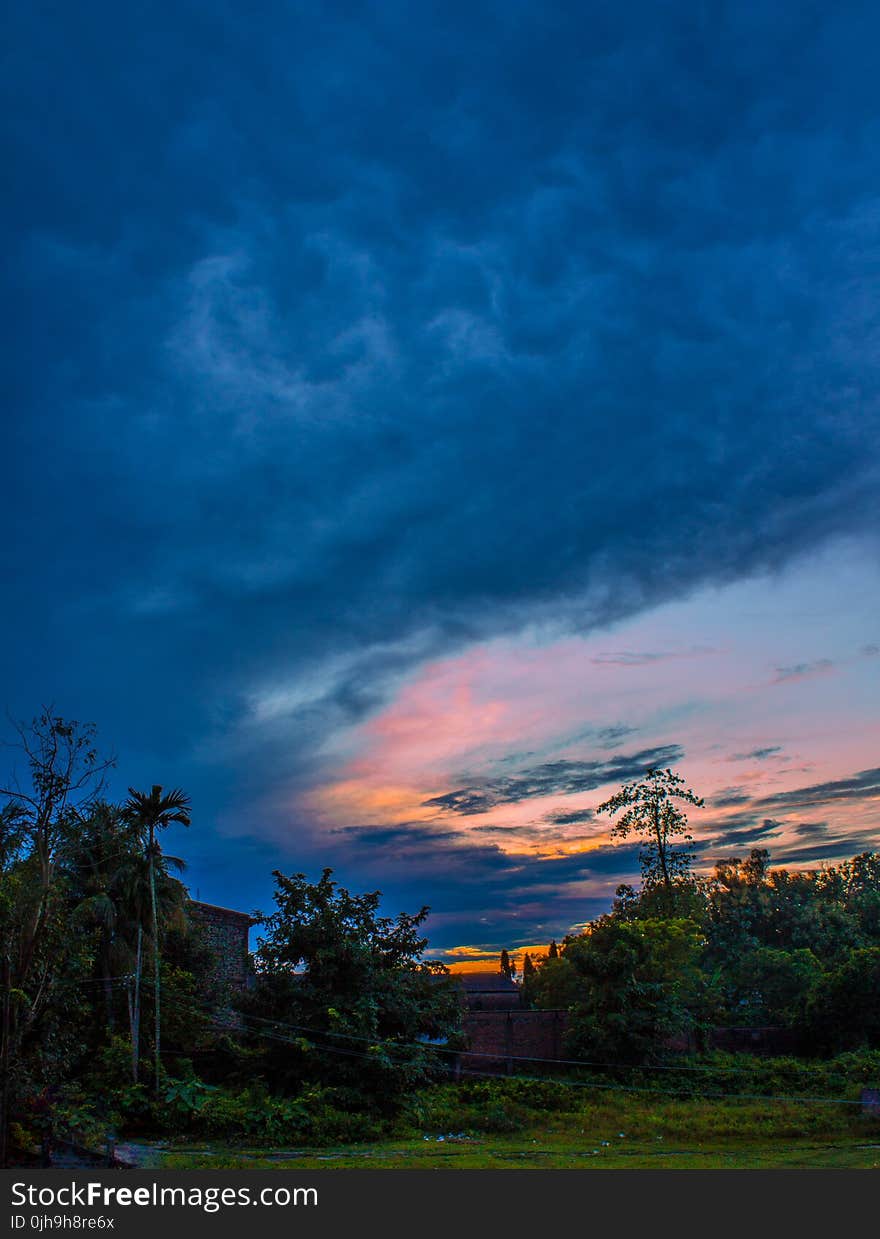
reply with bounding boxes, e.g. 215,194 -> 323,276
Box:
460,1010 -> 569,1074
186,900 -> 253,993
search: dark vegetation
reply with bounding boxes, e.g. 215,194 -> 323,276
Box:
1,714 -> 878,1165
520,770 -> 880,1066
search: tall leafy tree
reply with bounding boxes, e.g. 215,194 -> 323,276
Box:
803,947 -> 880,1052
0,712 -> 112,1164
564,917 -> 704,1063
597,767 -> 704,906
69,807 -> 187,1083
245,868 -> 460,1108
67,802 -> 140,1036
520,951 -> 537,1006
123,786 -> 191,1092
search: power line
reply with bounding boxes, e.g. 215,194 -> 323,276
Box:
50,963 -> 874,1109
170,998 -> 849,1083
158,993 -> 868,1109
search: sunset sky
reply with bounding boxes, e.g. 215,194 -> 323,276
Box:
3,3 -> 879,966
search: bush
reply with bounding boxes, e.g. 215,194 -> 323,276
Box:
621,1048 -> 880,1101
191,1084 -> 385,1145
400,1078 -> 575,1136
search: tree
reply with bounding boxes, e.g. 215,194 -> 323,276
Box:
529,955 -> 580,1010
0,712 -> 113,1165
803,948 -> 880,1053
706,851 -> 864,969
0,711 -> 113,992
520,952 -> 537,1006
597,767 -> 704,906
68,808 -> 187,1084
499,949 -> 514,980
725,946 -> 822,1027
563,918 -> 704,1063
548,939 -> 559,959
123,786 -> 191,1092
67,802 -> 140,1037
245,868 -> 460,1108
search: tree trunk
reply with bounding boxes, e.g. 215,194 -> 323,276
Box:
653,802 -> 671,890
149,828 -> 160,1093
101,932 -> 115,1035
130,926 -> 142,1084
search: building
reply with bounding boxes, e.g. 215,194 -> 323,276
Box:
456,972 -> 522,1011
186,900 -> 256,993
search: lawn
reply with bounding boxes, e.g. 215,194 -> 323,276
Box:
132,1085 -> 880,1170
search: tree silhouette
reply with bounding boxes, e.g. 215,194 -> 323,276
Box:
597,767 -> 703,905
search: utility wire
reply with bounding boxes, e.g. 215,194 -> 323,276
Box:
158,993 -> 869,1109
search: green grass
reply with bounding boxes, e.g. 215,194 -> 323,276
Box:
141,1086 -> 880,1170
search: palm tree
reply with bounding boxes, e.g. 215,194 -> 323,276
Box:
112,844 -> 186,1083
123,786 -> 190,1091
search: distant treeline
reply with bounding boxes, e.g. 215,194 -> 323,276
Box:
516,846 -> 880,1062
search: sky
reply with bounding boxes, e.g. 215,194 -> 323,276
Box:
3,2 -> 879,967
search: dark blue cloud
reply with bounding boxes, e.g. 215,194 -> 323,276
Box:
709,818 -> 785,850
712,787 -> 752,808
545,808 -> 595,826
755,767 -> 880,809
3,2 -> 880,943
729,746 -> 784,762
772,660 -> 834,684
772,837 -> 880,866
423,745 -> 683,814
318,818 -> 644,948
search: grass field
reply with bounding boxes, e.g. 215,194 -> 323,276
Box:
136,1085 -> 880,1170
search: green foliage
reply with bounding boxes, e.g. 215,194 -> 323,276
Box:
522,813 -> 880,1068
803,948 -> 880,1053
82,1038 -> 151,1125
563,918 -> 704,1063
163,1074 -> 218,1118
723,947 -> 822,1026
403,1080 -> 534,1134
528,956 -> 580,1010
240,868 -> 461,1109
190,1083 -> 385,1144
5,719 -> 880,1161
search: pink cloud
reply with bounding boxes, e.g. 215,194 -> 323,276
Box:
303,567 -> 880,865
